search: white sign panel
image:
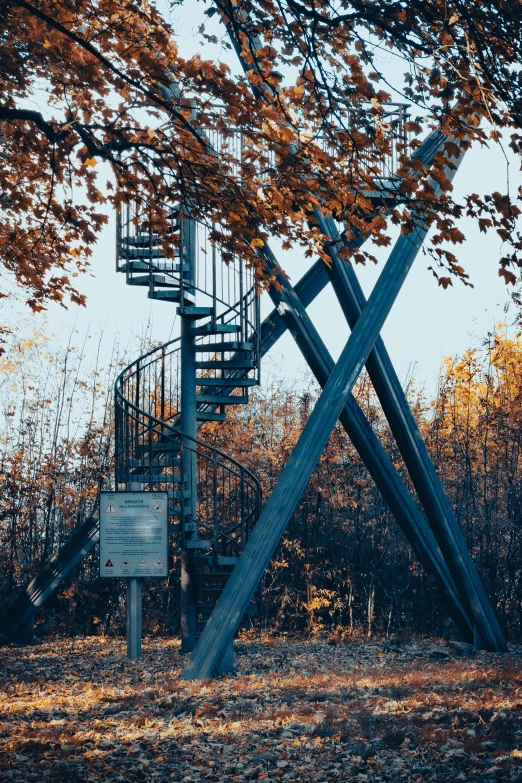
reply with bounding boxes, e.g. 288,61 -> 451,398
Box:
99,491 -> 168,578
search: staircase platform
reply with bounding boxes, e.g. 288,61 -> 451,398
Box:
196,394 -> 248,405
137,443 -> 181,454
194,341 -> 253,353
127,274 -> 181,288
195,359 -> 255,370
178,306 -> 214,319
195,377 -> 257,387
120,247 -> 179,259
191,323 -> 241,337
196,411 -> 226,422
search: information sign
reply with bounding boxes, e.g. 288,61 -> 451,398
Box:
99,491 -> 168,578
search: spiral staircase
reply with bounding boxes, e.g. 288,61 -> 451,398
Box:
115,200 -> 262,643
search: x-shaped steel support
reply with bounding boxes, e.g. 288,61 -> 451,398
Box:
181,138 -> 478,679
178,6 -> 506,678
178,2 -> 506,677
192,129 -> 474,644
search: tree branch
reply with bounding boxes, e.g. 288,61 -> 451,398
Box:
10,0 -> 210,153
0,106 -> 60,142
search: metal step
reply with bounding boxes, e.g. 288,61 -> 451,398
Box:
128,457 -> 182,473
196,411 -> 227,422
196,394 -> 248,405
127,274 -> 181,288
193,341 -> 253,353
136,463 -> 183,476
185,539 -> 213,549
120,246 -> 180,259
121,233 -> 160,246
196,377 -> 257,387
119,261 -> 188,274
121,229 -> 180,244
193,555 -> 240,566
191,323 -> 240,337
127,472 -> 184,484
169,489 -> 191,499
150,289 -> 196,304
126,473 -> 152,484
178,306 -> 214,319
167,492 -> 190,503
137,443 -> 181,455
130,471 -> 187,486
195,359 -> 255,370
197,572 -> 233,582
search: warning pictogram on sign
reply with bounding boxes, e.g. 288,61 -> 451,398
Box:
121,558 -> 131,568
104,501 -> 118,514
154,558 -> 164,568
151,500 -> 164,514
137,557 -> 148,568
104,558 -> 115,568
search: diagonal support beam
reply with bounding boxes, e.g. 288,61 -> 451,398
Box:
182,175 -> 455,679
0,510 -> 100,642
209,130 -> 474,635
190,209 -> 472,635
260,258 -> 328,354
207,6 -> 505,651
192,208 -> 472,637
313,210 -> 507,652
161,49 -> 492,656
259,244 -> 472,638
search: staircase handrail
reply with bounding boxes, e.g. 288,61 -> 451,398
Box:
115,379 -> 262,493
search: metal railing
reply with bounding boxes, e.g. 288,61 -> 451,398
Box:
114,208 -> 262,558
188,102 -> 411,184
116,209 -> 261,369
115,361 -> 262,557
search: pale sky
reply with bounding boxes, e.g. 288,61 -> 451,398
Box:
8,2 -> 520,395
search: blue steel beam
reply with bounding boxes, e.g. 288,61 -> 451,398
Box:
314,208 -> 507,652
257,242 -> 472,639
189,160 -> 473,640
0,511 -> 100,642
213,4 -> 505,652
259,259 -> 328,354
182,147 -> 462,679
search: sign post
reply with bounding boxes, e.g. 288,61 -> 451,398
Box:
127,577 -> 142,660
100,491 -> 168,660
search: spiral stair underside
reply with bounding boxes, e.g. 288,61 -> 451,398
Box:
115,203 -> 263,639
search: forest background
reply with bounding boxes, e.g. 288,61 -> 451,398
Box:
2,319 -> 522,643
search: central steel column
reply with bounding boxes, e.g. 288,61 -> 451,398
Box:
180,216 -> 198,653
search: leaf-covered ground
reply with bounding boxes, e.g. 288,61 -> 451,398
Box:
1,636 -> 521,781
